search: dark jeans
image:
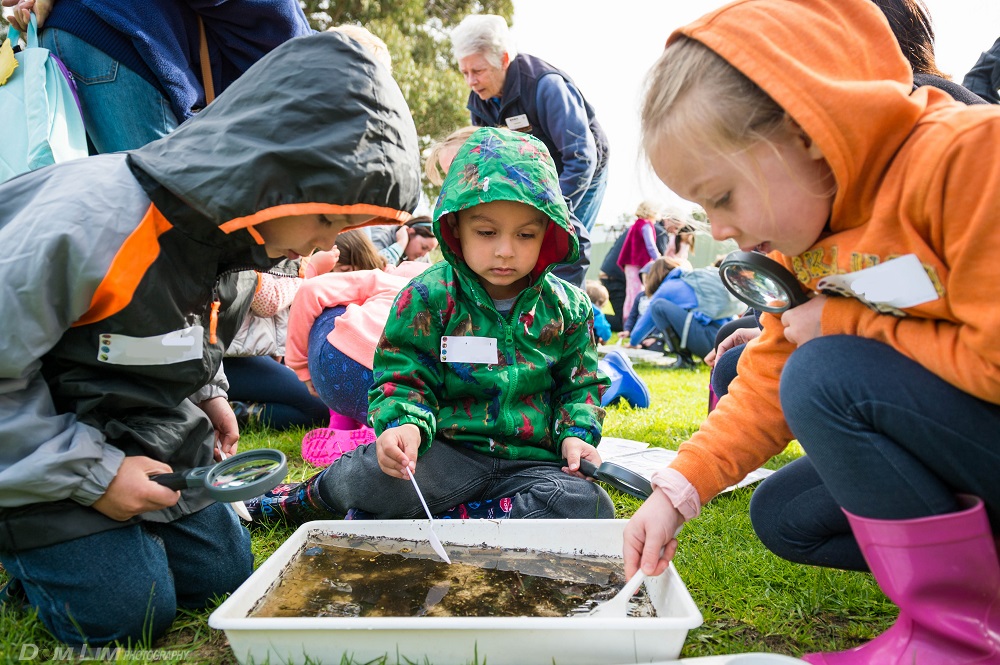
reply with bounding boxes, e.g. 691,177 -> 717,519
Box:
649,299 -> 723,359
711,315 -> 760,398
307,306 -> 374,423
0,503 -> 252,647
750,336 -> 1000,571
319,440 -> 615,520
225,355 -> 329,430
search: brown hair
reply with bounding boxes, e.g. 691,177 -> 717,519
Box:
644,256 -> 684,298
424,126 -> 478,186
872,0 -> 946,78
406,215 -> 436,239
334,229 -> 387,271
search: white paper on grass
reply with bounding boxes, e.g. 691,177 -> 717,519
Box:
598,437 -> 774,494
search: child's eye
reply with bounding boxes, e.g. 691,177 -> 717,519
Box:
476,229 -> 495,237
518,232 -> 537,239
711,193 -> 731,209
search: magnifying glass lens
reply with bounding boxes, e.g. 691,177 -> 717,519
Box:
210,458 -> 282,489
722,265 -> 790,309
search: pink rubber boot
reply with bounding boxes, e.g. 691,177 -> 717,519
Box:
802,496 -> 1000,664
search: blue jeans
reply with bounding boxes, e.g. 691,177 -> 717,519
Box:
225,355 -> 329,430
319,439 -> 614,520
307,307 -> 373,423
750,336 -> 1000,571
0,503 -> 252,647
41,28 -> 178,153
649,299 -> 723,359
573,166 -> 608,233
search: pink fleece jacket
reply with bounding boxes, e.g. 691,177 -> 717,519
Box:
285,262 -> 428,381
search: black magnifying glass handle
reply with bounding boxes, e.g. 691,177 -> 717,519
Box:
151,466 -> 211,491
578,458 -> 600,477
150,472 -> 190,491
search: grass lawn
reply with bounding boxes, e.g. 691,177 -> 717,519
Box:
0,361 -> 896,664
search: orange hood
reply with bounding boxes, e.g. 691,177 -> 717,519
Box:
669,0 -> 928,232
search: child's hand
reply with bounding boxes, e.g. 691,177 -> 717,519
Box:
705,326 -> 762,366
198,396 -> 239,456
376,423 -> 421,478
560,437 -> 601,479
780,295 -> 826,346
622,489 -> 682,578
92,456 -> 181,521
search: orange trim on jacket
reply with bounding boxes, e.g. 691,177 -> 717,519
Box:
219,202 -> 412,238
72,205 -> 173,327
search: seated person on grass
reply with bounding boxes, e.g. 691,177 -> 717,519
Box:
247,127 -> 615,522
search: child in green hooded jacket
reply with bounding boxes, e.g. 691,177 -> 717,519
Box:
252,127 -> 615,521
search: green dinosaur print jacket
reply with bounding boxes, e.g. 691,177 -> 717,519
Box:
369,127 -> 609,462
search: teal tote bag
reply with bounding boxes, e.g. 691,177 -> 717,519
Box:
0,14 -> 87,182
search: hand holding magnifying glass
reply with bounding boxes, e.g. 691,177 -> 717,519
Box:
151,449 -> 287,503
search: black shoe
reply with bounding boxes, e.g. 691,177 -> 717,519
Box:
668,351 -> 697,370
0,578 -> 27,609
645,337 -> 666,354
230,401 -> 251,428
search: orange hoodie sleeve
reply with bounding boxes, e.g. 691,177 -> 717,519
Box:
669,313 -> 796,503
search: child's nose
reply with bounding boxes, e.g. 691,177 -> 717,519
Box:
495,238 -> 515,257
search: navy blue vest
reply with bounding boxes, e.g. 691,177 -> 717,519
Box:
467,53 -> 609,176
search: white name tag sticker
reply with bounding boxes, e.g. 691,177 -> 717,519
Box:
817,254 -> 938,309
97,326 -> 204,366
440,335 -> 498,364
505,114 -> 530,130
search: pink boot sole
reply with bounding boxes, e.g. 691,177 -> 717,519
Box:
302,425 -> 375,467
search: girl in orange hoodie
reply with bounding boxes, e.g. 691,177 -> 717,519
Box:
624,0 -> 1000,662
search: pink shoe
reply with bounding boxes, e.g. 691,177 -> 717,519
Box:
301,425 -> 375,467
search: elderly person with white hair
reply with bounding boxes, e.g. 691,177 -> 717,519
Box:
450,14 -> 609,237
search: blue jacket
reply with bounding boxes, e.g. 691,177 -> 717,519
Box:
629,268 -> 701,343
467,53 -> 609,212
45,0 -> 312,122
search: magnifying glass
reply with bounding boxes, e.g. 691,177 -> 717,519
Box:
151,449 -> 287,502
576,458 -> 651,501
718,251 -> 810,314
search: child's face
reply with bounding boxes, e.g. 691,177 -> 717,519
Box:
404,233 -> 438,261
450,200 -> 548,300
650,124 -> 835,257
256,214 -> 373,259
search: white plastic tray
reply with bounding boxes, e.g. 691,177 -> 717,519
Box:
210,519 -> 703,665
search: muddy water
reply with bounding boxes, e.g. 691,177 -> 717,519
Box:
250,534 -> 656,618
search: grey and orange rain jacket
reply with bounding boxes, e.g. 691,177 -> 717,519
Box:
0,31 -> 420,551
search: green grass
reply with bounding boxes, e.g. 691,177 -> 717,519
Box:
0,362 -> 896,663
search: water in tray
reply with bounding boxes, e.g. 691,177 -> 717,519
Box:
250,534 -> 656,619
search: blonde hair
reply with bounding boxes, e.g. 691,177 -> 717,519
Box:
634,200 -> 661,220
641,36 -> 786,164
585,280 -> 609,307
424,126 -> 478,186
334,229 -> 387,271
328,24 -> 392,71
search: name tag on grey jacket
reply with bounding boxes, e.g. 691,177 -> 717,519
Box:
97,326 -> 204,365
